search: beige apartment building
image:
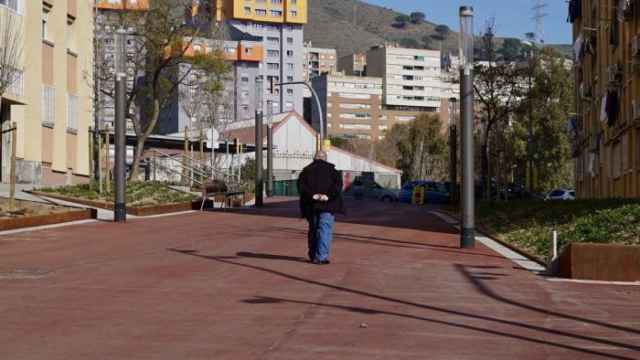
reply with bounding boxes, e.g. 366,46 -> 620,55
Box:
303,43 -> 337,81
1,0 -> 93,185
338,52 -> 367,76
311,72 -> 423,141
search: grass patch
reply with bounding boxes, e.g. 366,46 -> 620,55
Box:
477,199 -> 640,263
38,182 -> 196,207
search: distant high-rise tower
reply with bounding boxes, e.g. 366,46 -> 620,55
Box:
212,0 -> 308,116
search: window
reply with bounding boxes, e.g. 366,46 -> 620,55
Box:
267,36 -> 279,43
290,10 -> 297,17
287,37 -> 294,44
267,50 -> 279,57
42,6 -> 50,41
255,9 -> 267,16
42,86 -> 55,125
286,50 -> 294,57
244,6 -> 251,15
0,0 -> 20,12
286,88 -> 294,96
271,9 -> 282,17
267,63 -> 279,70
67,94 -> 78,130
286,63 -> 294,70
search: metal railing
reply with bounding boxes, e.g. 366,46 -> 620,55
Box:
147,148 -> 238,189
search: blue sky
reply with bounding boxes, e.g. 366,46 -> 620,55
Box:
365,0 -> 572,44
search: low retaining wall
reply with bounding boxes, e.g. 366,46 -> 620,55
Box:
31,192 -> 197,216
0,209 -> 97,231
557,243 -> 640,282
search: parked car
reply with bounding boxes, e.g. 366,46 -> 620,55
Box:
346,178 -> 399,202
399,180 -> 450,204
545,188 -> 576,201
499,183 -> 527,200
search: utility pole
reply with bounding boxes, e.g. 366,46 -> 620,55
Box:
459,6 -> 475,249
114,28 -> 127,223
255,76 -> 264,207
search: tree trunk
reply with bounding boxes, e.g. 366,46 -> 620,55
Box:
481,142 -> 490,200
129,137 -> 146,181
129,100 -> 161,181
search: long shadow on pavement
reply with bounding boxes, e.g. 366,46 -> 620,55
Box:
216,199 -> 457,235
168,248 -> 640,359
271,227 -> 506,260
456,264 -> 640,335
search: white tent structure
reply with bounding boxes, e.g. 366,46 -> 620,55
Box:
221,112 -> 402,189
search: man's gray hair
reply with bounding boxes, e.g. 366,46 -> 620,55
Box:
314,150 -> 327,161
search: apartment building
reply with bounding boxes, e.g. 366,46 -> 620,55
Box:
312,73 -> 383,140
303,43 -> 337,81
311,72 -> 425,141
366,45 -> 449,112
570,0 -> 640,198
0,0 -> 93,185
156,32 -> 262,134
95,0 -> 149,130
338,52 -> 367,76
212,0 -> 307,116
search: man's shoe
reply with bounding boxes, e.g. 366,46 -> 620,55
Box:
312,259 -> 330,265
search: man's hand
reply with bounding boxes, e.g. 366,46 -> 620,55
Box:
313,194 -> 329,202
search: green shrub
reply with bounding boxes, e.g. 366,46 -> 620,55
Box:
478,199 -> 640,262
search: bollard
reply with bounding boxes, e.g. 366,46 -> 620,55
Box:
552,230 -> 558,261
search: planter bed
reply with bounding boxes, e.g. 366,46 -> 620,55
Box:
31,191 -> 198,216
0,208 -> 96,231
556,243 -> 640,282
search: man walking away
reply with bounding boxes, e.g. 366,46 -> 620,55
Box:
298,150 -> 344,265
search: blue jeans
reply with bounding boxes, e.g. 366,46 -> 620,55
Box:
307,212 -> 335,261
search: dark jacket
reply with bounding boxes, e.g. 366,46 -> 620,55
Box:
298,159 -> 345,218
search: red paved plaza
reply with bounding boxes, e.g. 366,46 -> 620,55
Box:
1,199 -> 639,359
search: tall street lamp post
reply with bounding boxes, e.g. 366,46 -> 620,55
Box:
459,6 -> 475,248
255,77 -> 264,207
449,97 -> 459,205
266,100 -> 274,197
114,28 -> 127,223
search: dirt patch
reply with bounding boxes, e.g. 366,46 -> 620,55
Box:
0,198 -> 75,220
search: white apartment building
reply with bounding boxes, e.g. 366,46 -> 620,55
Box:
366,45 -> 450,111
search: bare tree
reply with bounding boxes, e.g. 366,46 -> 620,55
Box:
473,19 -> 524,198
97,0 -> 228,180
0,11 -> 24,113
0,11 -> 23,208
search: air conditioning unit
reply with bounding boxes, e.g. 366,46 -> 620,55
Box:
632,35 -> 640,57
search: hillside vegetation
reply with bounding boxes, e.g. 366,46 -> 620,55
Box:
305,0 -> 571,59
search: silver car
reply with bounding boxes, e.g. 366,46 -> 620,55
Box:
347,181 -> 399,202
545,189 -> 576,201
